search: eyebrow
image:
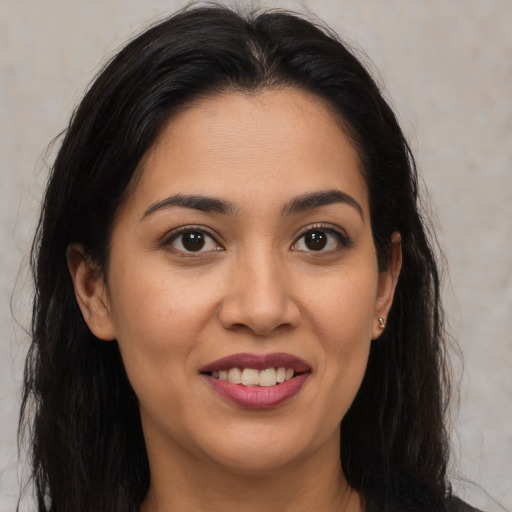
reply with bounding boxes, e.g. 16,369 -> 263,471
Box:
281,189 -> 364,221
141,193 -> 237,220
141,189 -> 364,221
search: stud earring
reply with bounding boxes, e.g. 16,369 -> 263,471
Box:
378,317 -> 386,330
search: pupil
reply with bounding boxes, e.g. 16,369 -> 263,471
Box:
182,231 -> 205,251
305,231 -> 327,250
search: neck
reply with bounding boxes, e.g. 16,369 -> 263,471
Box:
140,434 -> 362,512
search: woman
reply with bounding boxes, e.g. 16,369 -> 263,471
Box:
19,5 -> 480,512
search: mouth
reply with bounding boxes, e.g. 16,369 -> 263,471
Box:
209,366 -> 297,387
200,353 -> 311,408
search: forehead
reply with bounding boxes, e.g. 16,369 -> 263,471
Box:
128,87 -> 368,216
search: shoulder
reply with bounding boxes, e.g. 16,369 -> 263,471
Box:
448,496 -> 484,512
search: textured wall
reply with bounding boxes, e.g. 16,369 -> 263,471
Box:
1,1 -> 510,511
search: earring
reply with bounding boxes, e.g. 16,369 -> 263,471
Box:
378,317 -> 386,330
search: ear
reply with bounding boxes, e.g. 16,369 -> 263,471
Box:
372,232 -> 402,340
66,244 -> 116,341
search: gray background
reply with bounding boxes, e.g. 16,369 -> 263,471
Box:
1,1 -> 511,511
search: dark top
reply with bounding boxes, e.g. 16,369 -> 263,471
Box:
365,495 -> 484,512
451,497 -> 484,512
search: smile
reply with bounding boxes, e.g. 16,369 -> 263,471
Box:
201,353 -> 311,408
211,367 -> 295,387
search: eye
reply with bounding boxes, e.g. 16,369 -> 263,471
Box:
167,228 -> 222,253
292,226 -> 351,253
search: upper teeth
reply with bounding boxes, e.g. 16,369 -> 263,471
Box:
212,367 -> 295,387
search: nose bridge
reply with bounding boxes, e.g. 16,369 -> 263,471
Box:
219,243 -> 300,335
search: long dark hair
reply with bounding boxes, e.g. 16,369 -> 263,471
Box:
20,6 -> 452,512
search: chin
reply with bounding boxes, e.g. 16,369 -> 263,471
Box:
197,424 -> 323,475
212,447 -> 303,476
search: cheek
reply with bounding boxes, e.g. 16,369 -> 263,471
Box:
106,270 -> 210,428
306,264 -> 379,342
108,260 -> 218,347
305,267 -> 377,409
105,262 -> 221,400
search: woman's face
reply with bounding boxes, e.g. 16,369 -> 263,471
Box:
72,88 -> 399,476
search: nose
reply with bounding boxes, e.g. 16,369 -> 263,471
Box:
218,251 -> 301,337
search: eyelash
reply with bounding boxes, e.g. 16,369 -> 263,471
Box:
292,223 -> 353,253
163,226 -> 223,255
162,223 -> 352,255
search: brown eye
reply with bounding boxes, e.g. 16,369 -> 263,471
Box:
304,230 -> 327,251
181,231 -> 205,251
292,226 -> 352,253
168,229 -> 221,253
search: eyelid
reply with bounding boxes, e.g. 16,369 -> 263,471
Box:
291,223 -> 352,251
162,225 -> 224,253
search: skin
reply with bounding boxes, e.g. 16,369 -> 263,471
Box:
68,88 -> 401,512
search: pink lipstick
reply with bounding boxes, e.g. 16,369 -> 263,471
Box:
201,352 -> 311,409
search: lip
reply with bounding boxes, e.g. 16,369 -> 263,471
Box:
200,352 -> 311,373
200,352 -> 311,409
